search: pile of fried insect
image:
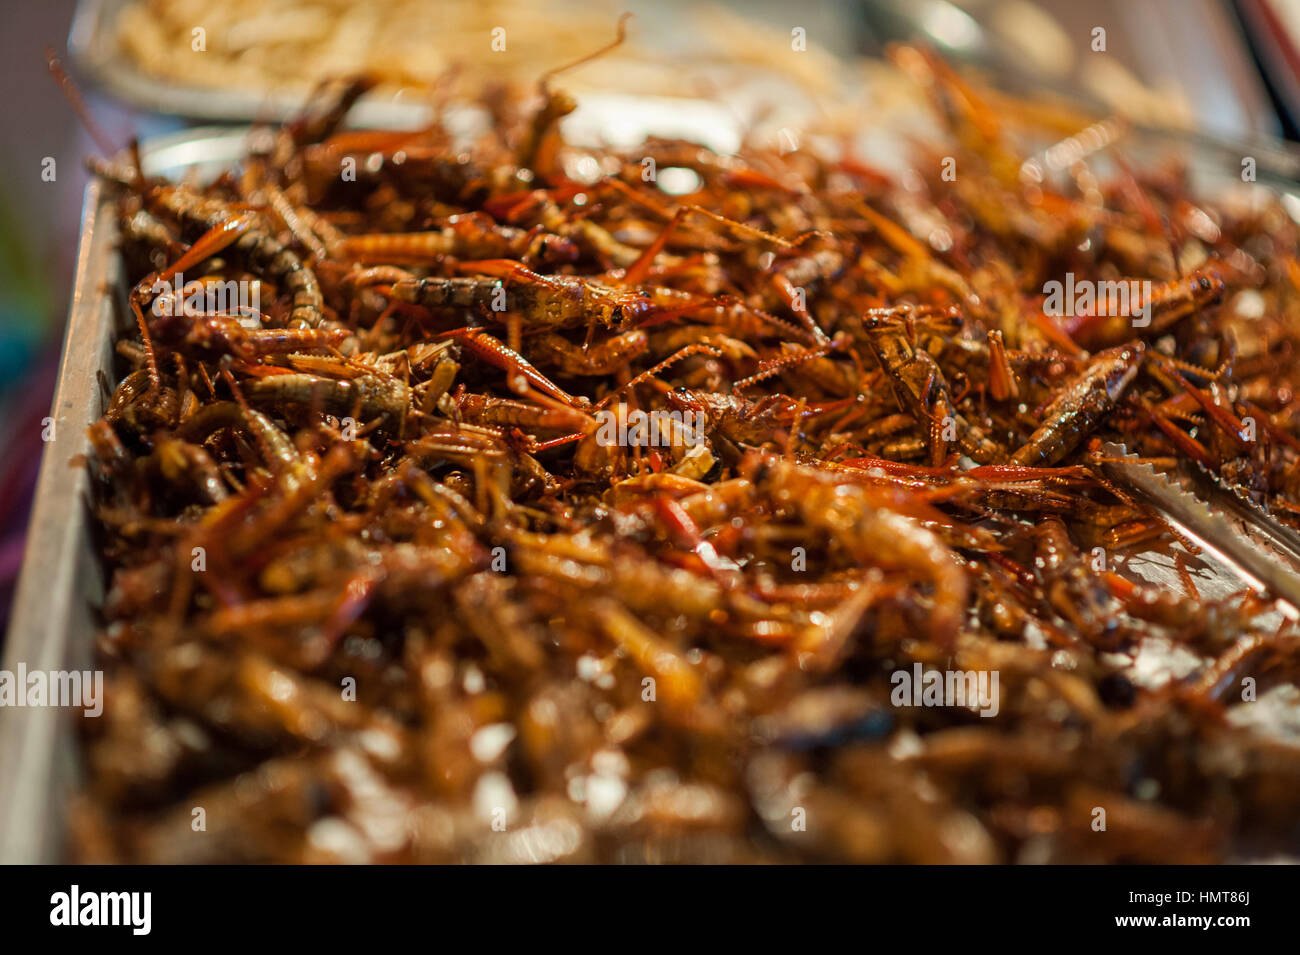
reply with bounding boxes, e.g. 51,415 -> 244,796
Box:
68,32 -> 1300,862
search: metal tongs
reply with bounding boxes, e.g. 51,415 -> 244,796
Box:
1099,442 -> 1300,613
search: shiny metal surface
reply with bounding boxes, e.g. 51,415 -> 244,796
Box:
1101,441 -> 1300,613
0,178 -> 118,864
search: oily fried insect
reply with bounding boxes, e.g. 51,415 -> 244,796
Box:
64,39 -> 1300,865
862,310 -> 1002,464
389,262 -> 697,329
98,165 -> 329,330
1010,342 -> 1145,467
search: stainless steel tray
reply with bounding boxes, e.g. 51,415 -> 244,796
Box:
68,0 -> 751,156
69,0 -> 432,126
6,119 -> 1300,864
67,0 -> 762,141
0,176 -> 118,865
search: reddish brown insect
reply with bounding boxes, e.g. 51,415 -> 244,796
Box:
64,38 -> 1300,865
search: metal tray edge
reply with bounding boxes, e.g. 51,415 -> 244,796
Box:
0,180 -> 118,864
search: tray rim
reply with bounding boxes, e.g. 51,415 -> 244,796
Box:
0,178 -> 116,864
68,0 -> 434,126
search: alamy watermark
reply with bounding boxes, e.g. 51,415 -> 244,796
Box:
591,403 -> 706,448
890,663 -> 999,717
50,885 -> 150,935
1043,273 -> 1152,327
0,664 -> 103,717
148,272 -> 261,323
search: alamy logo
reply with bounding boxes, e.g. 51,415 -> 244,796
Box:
0,664 -> 103,717
1043,273 -> 1152,327
50,885 -> 151,935
149,272 -> 260,322
890,663 -> 999,717
592,403 -> 706,448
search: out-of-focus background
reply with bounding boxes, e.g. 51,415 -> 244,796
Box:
4,0 -> 1300,626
